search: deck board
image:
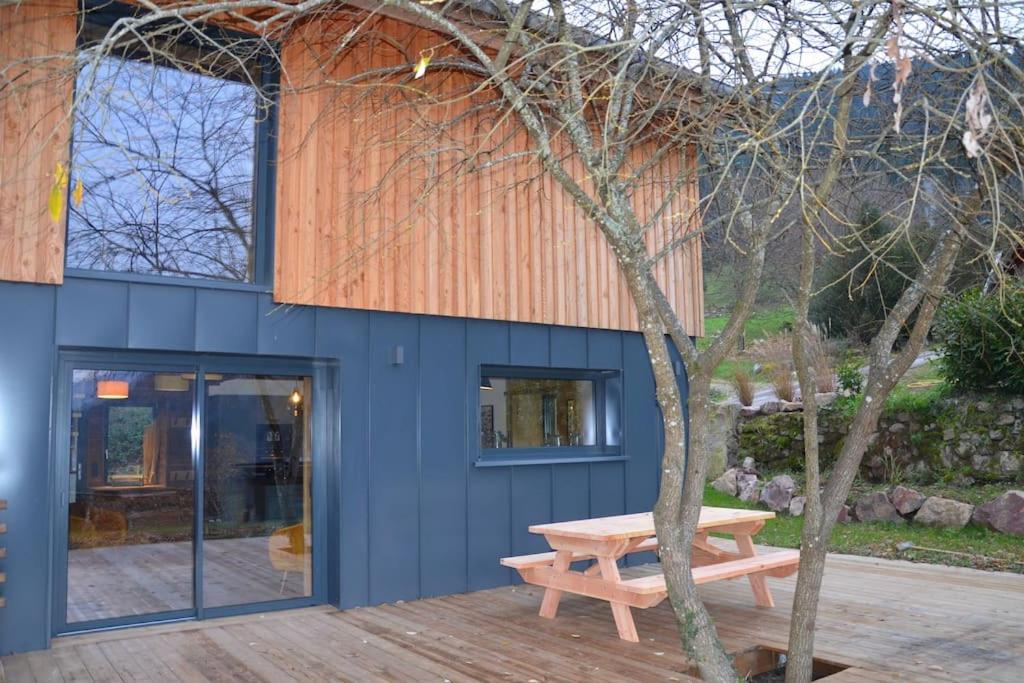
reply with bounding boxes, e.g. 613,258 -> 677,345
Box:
5,551 -> 1023,682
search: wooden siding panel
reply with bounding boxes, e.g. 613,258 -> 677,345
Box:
273,14 -> 703,334
0,1 -> 76,285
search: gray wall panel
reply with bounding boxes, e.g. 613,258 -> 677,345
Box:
257,294 -> 315,357
127,284 -> 195,351
55,278 -> 128,348
195,289 -> 259,354
0,275 -> 682,654
0,283 -> 56,654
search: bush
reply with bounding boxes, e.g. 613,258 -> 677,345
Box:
934,285 -> 1024,393
810,207 -> 933,344
836,360 -> 864,394
732,369 -> 755,406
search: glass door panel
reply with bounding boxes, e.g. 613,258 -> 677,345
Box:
66,369 -> 195,624
202,374 -> 313,608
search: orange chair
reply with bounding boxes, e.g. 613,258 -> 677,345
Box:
268,523 -> 307,594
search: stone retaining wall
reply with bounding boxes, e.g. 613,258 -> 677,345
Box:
728,394 -> 1024,483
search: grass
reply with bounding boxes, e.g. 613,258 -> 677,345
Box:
701,307 -> 794,348
703,485 -> 1024,573
701,306 -> 794,381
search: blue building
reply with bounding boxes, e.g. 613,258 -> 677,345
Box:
0,0 -> 703,654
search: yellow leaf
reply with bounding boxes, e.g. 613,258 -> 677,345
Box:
55,161 -> 69,189
72,177 -> 84,207
414,54 -> 431,79
48,183 -> 64,223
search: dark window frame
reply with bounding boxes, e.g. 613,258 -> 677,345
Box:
65,0 -> 279,288
475,365 -> 625,467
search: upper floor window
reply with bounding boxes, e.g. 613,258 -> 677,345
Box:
66,9 -> 275,283
479,366 -> 622,463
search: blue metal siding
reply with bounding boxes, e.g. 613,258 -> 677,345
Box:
0,275 -> 687,654
0,283 -> 57,655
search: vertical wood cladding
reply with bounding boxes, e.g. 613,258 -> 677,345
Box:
0,0 -> 76,284
274,14 -> 704,334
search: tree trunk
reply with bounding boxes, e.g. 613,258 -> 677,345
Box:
621,257 -> 737,681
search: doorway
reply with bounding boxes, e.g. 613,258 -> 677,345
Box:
53,353 -> 325,634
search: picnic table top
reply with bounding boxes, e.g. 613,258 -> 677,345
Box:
528,507 -> 775,542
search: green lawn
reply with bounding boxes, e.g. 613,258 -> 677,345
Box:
703,485 -> 1024,573
700,306 -> 794,381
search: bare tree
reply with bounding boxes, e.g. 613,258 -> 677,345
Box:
4,0 -> 1022,680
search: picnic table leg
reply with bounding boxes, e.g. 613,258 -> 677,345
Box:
734,533 -> 774,608
596,556 -> 639,642
538,549 -> 573,619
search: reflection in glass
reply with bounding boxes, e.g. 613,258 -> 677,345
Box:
480,377 -> 596,448
203,375 -> 313,607
67,28 -> 259,281
66,370 -> 195,623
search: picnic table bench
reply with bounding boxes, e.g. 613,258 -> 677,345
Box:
500,508 -> 799,642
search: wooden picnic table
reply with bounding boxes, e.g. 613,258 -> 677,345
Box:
501,507 -> 800,642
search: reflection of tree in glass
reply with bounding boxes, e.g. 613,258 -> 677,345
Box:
68,55 -> 257,281
106,406 -> 153,481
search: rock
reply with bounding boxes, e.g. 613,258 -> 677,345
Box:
740,406 -> 760,418
816,392 -> 837,407
711,468 -> 739,496
888,422 -> 906,433
741,456 -> 757,473
789,496 -> 806,517
914,497 -> 974,529
998,452 -> 1022,476
779,400 -> 802,412
989,430 -> 1004,441
890,485 -> 925,516
853,492 -> 905,524
972,491 -> 1024,536
737,473 -> 760,503
1012,398 -> 1024,410
836,504 -> 852,523
942,428 -> 955,441
761,475 -> 796,512
706,405 -> 740,479
760,401 -> 781,415
996,413 -> 1016,426
975,401 -> 991,412
970,453 -> 992,472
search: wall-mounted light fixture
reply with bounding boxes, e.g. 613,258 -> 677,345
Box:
390,345 -> 405,366
480,377 -> 494,391
96,379 -> 129,400
289,388 -> 304,417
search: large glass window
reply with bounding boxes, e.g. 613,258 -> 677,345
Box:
66,16 -> 269,282
62,362 -> 314,629
479,367 -> 621,459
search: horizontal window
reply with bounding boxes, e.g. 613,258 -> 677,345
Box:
478,366 -> 621,464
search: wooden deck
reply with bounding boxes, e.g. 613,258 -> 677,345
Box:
4,550 -> 1023,682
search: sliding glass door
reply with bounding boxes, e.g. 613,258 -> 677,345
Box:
57,355 -> 319,633
65,369 -> 196,624
202,373 -> 313,608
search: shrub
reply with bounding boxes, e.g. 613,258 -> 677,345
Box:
809,207 -> 932,344
934,285 -> 1024,393
771,366 -> 796,402
836,360 -> 864,394
806,324 -> 837,393
732,369 -> 756,406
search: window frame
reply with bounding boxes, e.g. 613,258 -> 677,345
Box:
64,0 -> 280,289
475,365 -> 625,467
